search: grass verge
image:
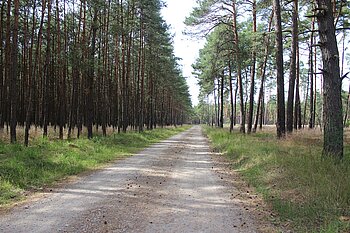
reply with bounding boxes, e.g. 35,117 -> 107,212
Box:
0,126 -> 190,207
203,126 -> 350,233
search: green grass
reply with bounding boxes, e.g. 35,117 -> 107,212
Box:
0,126 -> 190,206
203,126 -> 350,233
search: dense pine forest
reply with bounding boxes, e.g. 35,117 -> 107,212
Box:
0,1 -> 350,232
0,0 -> 192,145
186,0 -> 349,159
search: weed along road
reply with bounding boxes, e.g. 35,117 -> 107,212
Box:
0,126 -> 262,232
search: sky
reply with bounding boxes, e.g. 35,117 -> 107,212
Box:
161,0 -> 206,106
161,1 -> 350,106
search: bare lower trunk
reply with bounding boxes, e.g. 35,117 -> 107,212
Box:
273,0 -> 285,138
316,0 -> 343,159
10,0 -> 20,143
286,0 -> 298,133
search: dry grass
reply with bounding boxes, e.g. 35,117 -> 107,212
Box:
0,125 -> 176,144
0,125 -> 190,207
204,126 -> 350,233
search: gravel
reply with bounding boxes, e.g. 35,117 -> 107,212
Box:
0,126 -> 261,233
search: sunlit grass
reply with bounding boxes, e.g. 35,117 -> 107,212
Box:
204,126 -> 350,233
0,125 -> 190,206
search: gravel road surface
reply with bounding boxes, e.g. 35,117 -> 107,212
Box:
0,126 -> 264,233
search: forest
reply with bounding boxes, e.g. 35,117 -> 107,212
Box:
187,0 -> 349,159
0,0 -> 192,145
0,0 -> 350,232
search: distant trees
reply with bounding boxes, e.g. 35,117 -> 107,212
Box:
187,0 -> 349,159
0,0 -> 192,145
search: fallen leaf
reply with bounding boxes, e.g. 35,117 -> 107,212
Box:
339,216 -> 350,222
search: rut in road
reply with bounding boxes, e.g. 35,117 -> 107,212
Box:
0,126 -> 260,233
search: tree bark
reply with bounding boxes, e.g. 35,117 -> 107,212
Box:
294,39 -> 302,130
315,0 -> 343,159
0,2 -> 5,131
229,63 -> 234,132
219,72 -> 224,128
87,7 -> 98,139
247,0 -> 257,134
253,11 -> 273,133
273,0 -> 285,139
232,0 -> 245,133
42,0 -> 52,137
309,18 -> 315,129
10,0 -> 20,143
286,0 -> 298,133
25,0 -> 45,146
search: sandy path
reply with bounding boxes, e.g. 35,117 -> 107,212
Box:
0,126 -> 261,233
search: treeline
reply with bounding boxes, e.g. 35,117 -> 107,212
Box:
187,0 -> 349,158
0,0 -> 192,145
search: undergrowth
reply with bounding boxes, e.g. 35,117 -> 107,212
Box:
204,126 -> 350,233
0,126 -> 190,206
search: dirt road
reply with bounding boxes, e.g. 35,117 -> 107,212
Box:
0,126 -> 265,232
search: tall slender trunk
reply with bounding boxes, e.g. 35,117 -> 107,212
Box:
136,15 -> 142,131
273,0 -> 285,138
254,12 -> 273,133
286,0 -> 298,133
4,0 -> 11,132
25,0 -> 45,146
232,0 -> 245,133
0,3 -> 5,130
294,39 -> 302,130
10,0 -> 20,143
234,84 -> 238,126
213,80 -> 218,127
229,63 -> 234,132
313,40 -> 318,128
56,0 -> 64,139
87,8 -> 98,139
42,0 -> 52,137
139,23 -> 145,132
220,72 -> 224,128
343,32 -> 350,126
309,17 -> 315,129
247,0 -> 257,134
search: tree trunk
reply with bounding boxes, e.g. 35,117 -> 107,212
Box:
56,0 -> 64,139
25,0 -> 45,146
309,17 -> 315,129
286,0 -> 298,133
87,8 -> 98,139
229,63 -> 234,132
234,84 -> 238,126
42,0 -> 52,137
315,0 -> 343,159
232,0 -> 245,133
139,29 -> 145,132
10,0 -> 20,143
247,0 -> 257,134
219,72 -> 224,128
273,0 -> 285,138
294,39 -> 302,130
253,12 -> 273,133
0,3 -> 5,131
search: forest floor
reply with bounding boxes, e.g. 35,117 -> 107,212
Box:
0,126 -> 278,233
204,126 -> 350,233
